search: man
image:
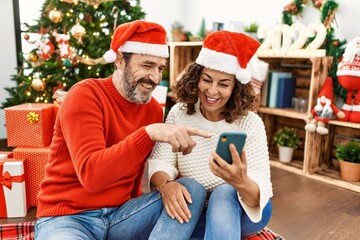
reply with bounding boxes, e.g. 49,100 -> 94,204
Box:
35,20 -> 211,240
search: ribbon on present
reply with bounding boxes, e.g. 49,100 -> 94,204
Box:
26,112 -> 39,124
52,89 -> 68,103
0,162 -> 25,218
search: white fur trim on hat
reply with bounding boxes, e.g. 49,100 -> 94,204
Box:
196,47 -> 251,84
120,41 -> 169,58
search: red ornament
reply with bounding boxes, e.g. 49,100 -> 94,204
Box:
23,34 -> 30,41
39,26 -> 50,34
313,0 -> 323,8
333,41 -> 339,46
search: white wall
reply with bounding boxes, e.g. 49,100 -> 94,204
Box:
1,0 -> 359,139
0,0 -> 43,140
141,0 -> 359,42
0,0 -> 17,139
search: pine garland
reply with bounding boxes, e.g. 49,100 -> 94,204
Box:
321,0 -> 338,28
281,0 -> 347,99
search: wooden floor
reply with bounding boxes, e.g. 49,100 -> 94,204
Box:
1,167 -> 360,240
268,167 -> 360,240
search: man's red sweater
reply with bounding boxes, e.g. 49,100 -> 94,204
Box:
36,77 -> 164,217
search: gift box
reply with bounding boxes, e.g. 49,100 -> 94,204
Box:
5,103 -> 56,147
13,147 -> 50,207
0,158 -> 27,218
0,151 -> 13,159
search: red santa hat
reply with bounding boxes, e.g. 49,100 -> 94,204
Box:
318,76 -> 334,102
195,31 -> 260,84
103,20 -> 169,63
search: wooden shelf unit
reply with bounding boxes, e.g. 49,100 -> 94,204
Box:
168,41 -> 202,88
256,56 -> 360,193
167,43 -> 360,193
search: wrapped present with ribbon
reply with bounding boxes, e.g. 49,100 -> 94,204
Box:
5,103 -> 57,147
52,89 -> 67,115
52,88 -> 67,104
0,158 -> 28,218
13,147 -> 50,207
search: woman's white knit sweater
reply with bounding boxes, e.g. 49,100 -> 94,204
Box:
148,102 -> 273,222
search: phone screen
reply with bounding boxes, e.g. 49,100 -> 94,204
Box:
215,132 -> 247,164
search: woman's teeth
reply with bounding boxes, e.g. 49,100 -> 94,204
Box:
207,97 -> 218,102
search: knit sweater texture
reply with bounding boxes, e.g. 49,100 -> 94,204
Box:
37,77 -> 164,217
148,102 -> 273,222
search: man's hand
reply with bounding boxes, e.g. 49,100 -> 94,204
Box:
145,124 -> 212,155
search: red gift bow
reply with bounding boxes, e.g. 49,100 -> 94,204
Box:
0,162 -> 25,218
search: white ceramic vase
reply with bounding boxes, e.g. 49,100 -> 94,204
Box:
278,145 -> 295,163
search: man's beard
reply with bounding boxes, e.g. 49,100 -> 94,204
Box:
122,67 -> 157,104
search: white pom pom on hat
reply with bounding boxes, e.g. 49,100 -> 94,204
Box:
103,20 -> 169,63
103,49 -> 117,63
196,31 -> 260,84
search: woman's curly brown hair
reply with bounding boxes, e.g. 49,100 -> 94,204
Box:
173,63 -> 258,123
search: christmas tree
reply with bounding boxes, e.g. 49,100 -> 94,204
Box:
2,0 -> 145,108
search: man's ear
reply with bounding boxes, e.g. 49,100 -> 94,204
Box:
114,52 -> 124,69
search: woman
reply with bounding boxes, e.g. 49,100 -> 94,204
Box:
148,30 -> 273,239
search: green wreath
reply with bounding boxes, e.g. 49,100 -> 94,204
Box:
282,0 -> 347,99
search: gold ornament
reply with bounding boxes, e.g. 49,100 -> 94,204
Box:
27,112 -> 39,124
31,77 -> 45,91
49,8 -> 63,23
28,52 -> 39,62
71,22 -> 86,42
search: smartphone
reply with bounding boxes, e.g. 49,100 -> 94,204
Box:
215,132 -> 247,164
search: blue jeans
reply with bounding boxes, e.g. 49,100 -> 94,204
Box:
35,178 -> 206,240
191,184 -> 272,240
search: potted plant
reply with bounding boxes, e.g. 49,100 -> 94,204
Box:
335,140 -> 360,182
273,127 -> 301,163
171,21 -> 188,42
243,22 -> 259,40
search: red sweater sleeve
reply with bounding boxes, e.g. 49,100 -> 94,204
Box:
60,80 -> 161,192
37,78 -> 164,217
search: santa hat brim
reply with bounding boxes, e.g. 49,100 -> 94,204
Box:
103,41 -> 169,63
196,47 -> 251,84
120,41 -> 169,58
